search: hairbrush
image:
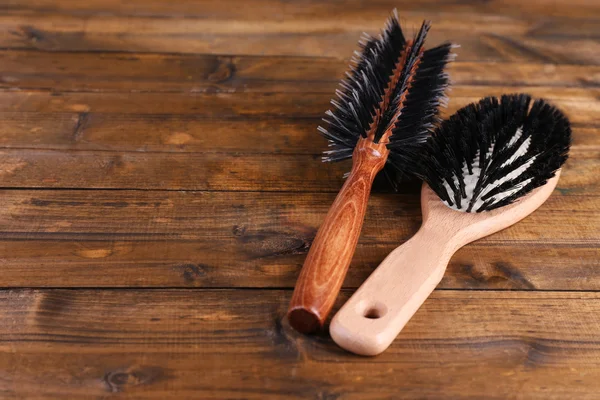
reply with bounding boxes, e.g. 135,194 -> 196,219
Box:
330,94 -> 571,355
287,11 -> 455,333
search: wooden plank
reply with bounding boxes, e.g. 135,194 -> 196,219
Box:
0,112 -> 597,154
2,90 -> 598,116
0,92 -> 597,135
0,9 -> 598,63
0,90 -> 598,154
2,191 -> 596,241
1,51 -> 600,93
0,190 -> 597,290
0,112 -> 326,153
0,239 -> 598,290
0,148 -> 595,191
3,0 -> 600,20
1,289 -> 600,399
0,89 -> 597,156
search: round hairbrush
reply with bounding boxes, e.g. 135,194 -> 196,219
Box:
287,11 -> 456,333
330,94 -> 571,355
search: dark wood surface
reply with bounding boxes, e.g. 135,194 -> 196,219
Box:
0,0 -> 599,398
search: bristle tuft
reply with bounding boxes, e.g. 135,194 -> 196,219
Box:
318,12 -> 455,187
422,94 -> 571,212
318,12 -> 406,153
386,41 -> 454,176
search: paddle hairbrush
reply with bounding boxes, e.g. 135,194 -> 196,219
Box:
288,11 -> 455,333
330,94 -> 571,355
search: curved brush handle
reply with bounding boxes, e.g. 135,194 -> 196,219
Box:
288,139 -> 387,333
329,227 -> 454,355
329,176 -> 561,355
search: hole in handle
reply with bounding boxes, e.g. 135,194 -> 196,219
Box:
363,302 -> 388,319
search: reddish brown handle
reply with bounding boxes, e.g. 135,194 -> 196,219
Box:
288,139 -> 388,333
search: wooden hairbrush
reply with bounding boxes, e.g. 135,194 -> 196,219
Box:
330,94 -> 572,355
287,12 -> 456,333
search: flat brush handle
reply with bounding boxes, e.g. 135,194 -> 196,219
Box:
329,227 -> 454,355
288,140 -> 387,333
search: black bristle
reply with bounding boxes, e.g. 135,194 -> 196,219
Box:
319,13 -> 406,158
387,42 -> 454,157
421,94 -> 571,212
318,11 -> 454,187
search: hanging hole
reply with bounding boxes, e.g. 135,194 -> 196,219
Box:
363,302 -> 387,319
364,308 -> 381,319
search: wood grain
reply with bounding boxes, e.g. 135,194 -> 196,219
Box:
4,0 -> 600,19
1,89 -> 599,115
0,190 -> 597,290
1,240 -> 599,290
0,191 -> 598,241
1,51 -> 600,93
0,10 -> 599,63
0,149 -> 596,191
0,53 -> 580,93
0,112 -> 598,155
1,289 -> 600,399
0,0 -> 598,397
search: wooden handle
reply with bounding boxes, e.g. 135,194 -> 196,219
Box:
329,176 -> 562,355
288,138 -> 388,333
329,225 -> 454,355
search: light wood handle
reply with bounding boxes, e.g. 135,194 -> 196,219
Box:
288,139 -> 388,333
329,226 -> 454,355
329,176 -> 561,355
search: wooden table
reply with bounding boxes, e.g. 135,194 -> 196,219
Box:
0,1 -> 599,398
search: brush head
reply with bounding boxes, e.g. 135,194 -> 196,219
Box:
422,94 -> 571,213
319,11 -> 455,187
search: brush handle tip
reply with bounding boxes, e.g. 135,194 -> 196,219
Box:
288,307 -> 321,334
